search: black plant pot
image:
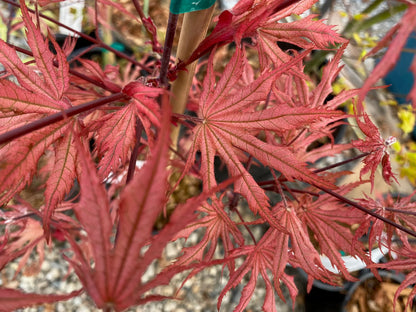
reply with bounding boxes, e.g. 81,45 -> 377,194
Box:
302,267 -> 353,312
302,245 -> 392,312
305,283 -> 349,312
304,269 -> 412,312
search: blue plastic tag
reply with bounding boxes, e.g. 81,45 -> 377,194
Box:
170,0 -> 216,14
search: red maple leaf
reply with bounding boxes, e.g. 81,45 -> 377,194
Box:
172,197 -> 245,270
66,99 -> 219,311
351,110 -> 398,190
217,230 -> 297,312
355,192 -> 416,256
178,0 -> 345,70
0,3 -> 80,237
295,189 -> 369,282
184,47 -> 343,231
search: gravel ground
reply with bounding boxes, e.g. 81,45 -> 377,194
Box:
1,231 -> 305,312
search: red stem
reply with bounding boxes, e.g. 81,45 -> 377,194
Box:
231,198 -> 258,245
313,152 -> 370,173
317,185 -> 416,238
0,93 -> 127,145
131,0 -> 146,20
384,207 -> 416,217
258,152 -> 371,188
159,12 -> 179,87
126,118 -> 144,184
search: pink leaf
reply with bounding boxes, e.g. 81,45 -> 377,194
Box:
43,129 -> 77,238
110,96 -> 171,303
0,80 -> 63,114
73,136 -> 113,305
21,2 -> 69,100
0,288 -> 82,311
93,104 -> 138,178
0,121 -> 73,206
257,15 -> 346,69
185,48 -> 335,233
351,111 -> 398,189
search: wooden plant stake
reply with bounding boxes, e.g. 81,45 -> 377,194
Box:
170,4 -> 215,149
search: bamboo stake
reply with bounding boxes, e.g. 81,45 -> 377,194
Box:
170,5 -> 215,149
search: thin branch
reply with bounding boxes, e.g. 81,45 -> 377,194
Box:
313,152 -> 370,173
131,0 -> 146,20
317,185 -> 416,238
384,207 -> 416,217
0,92 -> 127,145
126,118 -> 144,184
229,194 -> 257,245
227,155 -> 259,246
286,128 -> 306,147
159,12 -> 179,87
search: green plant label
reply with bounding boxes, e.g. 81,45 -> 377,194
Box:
170,0 -> 216,14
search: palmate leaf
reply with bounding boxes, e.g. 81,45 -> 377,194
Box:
0,203 -> 84,309
0,2 -> 81,236
257,15 -> 347,69
0,3 -> 68,100
123,81 -> 163,146
269,44 -> 355,161
0,120 -> 74,206
0,215 -> 45,272
92,103 -> 138,179
88,81 -> 162,179
218,225 -> 297,312
351,110 -> 398,190
185,48 -> 340,230
355,192 -> 416,256
273,204 -> 335,289
172,197 -> 245,268
181,0 -> 343,69
218,243 -> 283,312
71,97 -> 223,311
295,189 -> 368,281
71,98 -> 193,310
109,102 -> 171,305
0,117 -> 78,238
